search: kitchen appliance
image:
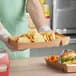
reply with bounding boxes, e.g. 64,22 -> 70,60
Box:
53,0 -> 76,34
0,49 -> 10,76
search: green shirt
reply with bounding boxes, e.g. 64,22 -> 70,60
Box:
0,0 -> 30,59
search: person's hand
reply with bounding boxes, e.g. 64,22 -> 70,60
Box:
3,38 -> 27,51
0,22 -> 17,51
3,39 -> 17,51
38,25 -> 55,33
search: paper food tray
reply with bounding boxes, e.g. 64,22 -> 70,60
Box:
9,39 -> 61,50
45,59 -> 76,73
60,37 -> 70,46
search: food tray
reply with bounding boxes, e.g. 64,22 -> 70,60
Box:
45,59 -> 76,73
55,32 -> 70,46
8,36 -> 70,50
60,36 -> 70,46
9,39 -> 61,50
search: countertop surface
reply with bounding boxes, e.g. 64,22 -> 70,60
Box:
10,57 -> 76,76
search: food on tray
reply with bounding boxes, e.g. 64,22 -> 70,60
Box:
33,33 -> 45,42
55,32 -> 65,39
8,36 -> 31,43
8,31 -> 56,43
45,50 -> 76,73
7,31 -> 70,50
17,36 -> 31,43
46,55 -> 59,63
40,32 -> 55,42
61,50 -> 76,64
46,49 -> 76,64
20,32 -> 45,42
8,31 -> 68,44
22,31 -> 35,42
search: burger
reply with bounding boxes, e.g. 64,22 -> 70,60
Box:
61,51 -> 76,64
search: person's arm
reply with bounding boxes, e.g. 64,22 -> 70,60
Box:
27,0 -> 51,32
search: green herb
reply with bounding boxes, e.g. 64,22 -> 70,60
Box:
61,57 -> 76,63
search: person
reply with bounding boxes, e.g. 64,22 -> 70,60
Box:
0,0 -> 51,59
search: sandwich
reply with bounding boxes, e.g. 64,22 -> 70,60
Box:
61,51 -> 76,64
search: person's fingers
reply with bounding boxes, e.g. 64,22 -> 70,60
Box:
5,41 -> 16,51
5,40 -> 25,51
